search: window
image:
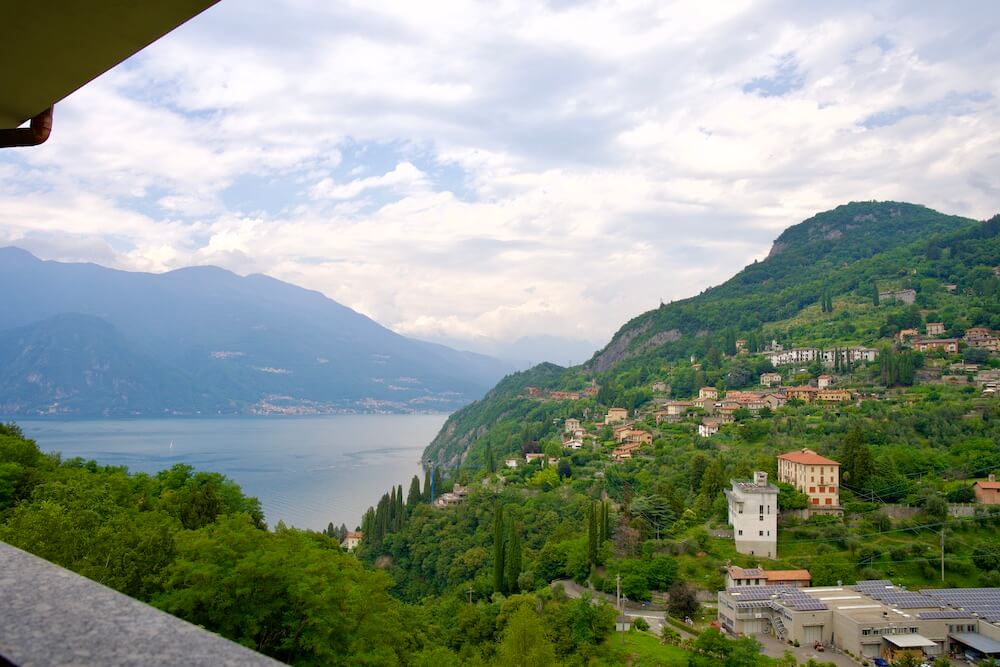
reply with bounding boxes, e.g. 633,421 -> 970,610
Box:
809,486 -> 816,493
818,486 -> 825,492
826,498 -> 832,505
759,530 -> 764,536
738,530 -> 743,536
811,498 -> 819,505
759,504 -> 764,514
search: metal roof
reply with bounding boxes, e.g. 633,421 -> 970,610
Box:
0,1 -> 220,129
949,633 -> 1000,655
883,634 -> 936,649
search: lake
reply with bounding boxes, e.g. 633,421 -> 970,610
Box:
15,415 -> 448,531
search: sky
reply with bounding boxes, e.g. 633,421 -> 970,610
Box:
1,0 -> 998,363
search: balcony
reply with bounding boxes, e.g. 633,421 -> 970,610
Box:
0,541 -> 282,666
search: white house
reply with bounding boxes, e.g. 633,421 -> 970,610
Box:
342,531 -> 363,552
505,458 -> 519,468
724,471 -> 778,559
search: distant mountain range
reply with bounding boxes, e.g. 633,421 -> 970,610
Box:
0,248 -> 515,416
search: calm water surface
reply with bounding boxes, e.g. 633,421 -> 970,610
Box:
17,415 -> 447,531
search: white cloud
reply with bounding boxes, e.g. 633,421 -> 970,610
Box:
1,0 -> 998,350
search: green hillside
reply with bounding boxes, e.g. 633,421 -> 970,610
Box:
426,201 -> 999,468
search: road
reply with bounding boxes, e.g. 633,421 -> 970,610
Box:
551,579 -> 696,638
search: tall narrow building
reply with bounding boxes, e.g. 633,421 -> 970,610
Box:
725,471 -> 778,559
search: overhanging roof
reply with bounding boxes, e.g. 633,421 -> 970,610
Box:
949,632 -> 1000,655
884,634 -> 937,649
0,0 -> 220,129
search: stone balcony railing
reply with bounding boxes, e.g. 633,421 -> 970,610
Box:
0,541 -> 283,666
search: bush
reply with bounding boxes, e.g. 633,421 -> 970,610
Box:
633,617 -> 650,632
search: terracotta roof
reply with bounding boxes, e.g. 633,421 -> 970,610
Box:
975,481 -> 1000,490
726,566 -> 764,578
777,448 -> 840,466
765,570 -> 811,582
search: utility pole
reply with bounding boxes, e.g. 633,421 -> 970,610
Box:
467,587 -> 473,604
941,528 -> 945,582
617,573 -> 624,645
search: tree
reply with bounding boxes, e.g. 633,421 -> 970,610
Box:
505,521 -> 522,593
496,606 -> 556,667
432,468 -> 443,501
872,283 -> 880,306
841,427 -> 874,490
587,502 -> 598,566
777,482 -> 809,510
407,475 -> 422,510
557,460 -> 572,479
423,469 -> 432,502
493,504 -> 506,593
667,581 -> 699,619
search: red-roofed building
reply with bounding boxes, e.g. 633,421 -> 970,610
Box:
342,531 -> 363,552
974,475 -> 1000,505
777,448 -> 840,509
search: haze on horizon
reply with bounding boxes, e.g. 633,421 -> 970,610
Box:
1,1 -> 997,362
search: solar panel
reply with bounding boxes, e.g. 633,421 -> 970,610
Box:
919,610 -> 973,619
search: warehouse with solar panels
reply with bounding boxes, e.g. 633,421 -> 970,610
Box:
718,579 -> 1000,662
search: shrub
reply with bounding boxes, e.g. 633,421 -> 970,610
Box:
633,617 -> 650,632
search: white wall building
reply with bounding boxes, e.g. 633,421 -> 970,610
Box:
725,471 -> 778,559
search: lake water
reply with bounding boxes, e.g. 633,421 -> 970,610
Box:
15,415 -> 448,531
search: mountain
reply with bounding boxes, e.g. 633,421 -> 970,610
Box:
0,248 -> 514,416
425,201 -> 999,467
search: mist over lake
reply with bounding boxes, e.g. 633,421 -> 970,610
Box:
16,415 -> 447,531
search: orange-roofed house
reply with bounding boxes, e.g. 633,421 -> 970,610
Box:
765,570 -> 812,588
777,448 -> 841,510
975,475 -> 1000,505
342,531 -> 364,552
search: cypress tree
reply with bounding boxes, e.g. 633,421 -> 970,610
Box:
587,502 -> 598,566
505,521 -> 522,593
432,468 -> 442,502
493,504 -> 506,593
872,283 -> 880,306
485,441 -> 496,473
407,475 -> 422,511
423,469 -> 432,502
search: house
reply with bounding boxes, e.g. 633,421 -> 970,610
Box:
817,388 -> 852,403
765,570 -> 812,588
760,372 -> 783,387
547,457 -> 559,466
692,397 -> 717,412
736,338 -> 748,353
505,458 -> 519,468
699,419 -> 721,438
784,385 -> 818,403
913,338 -> 960,354
724,565 -> 766,587
821,347 -> 879,367
605,407 -> 629,424
611,442 -> 644,461
525,453 -> 545,463
897,328 -> 920,343
879,288 -> 916,305
926,322 -> 946,336
725,565 -> 811,589
817,375 -> 833,389
763,394 -> 787,410
945,284 -> 957,293
974,475 -> 1000,505
434,484 -> 469,508
616,429 -> 652,445
777,448 -> 840,509
615,616 -> 632,632
966,327 -> 994,342
725,472 -> 778,559
769,348 -> 819,367
660,401 -> 692,422
564,418 -> 581,433
699,387 -> 719,400
342,531 -> 363,552
564,437 -> 584,450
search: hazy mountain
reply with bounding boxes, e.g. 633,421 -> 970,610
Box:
0,248 -> 514,416
418,333 -> 601,369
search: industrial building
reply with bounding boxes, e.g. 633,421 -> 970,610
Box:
718,579 -> 1000,663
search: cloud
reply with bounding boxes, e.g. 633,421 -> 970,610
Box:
1,0 -> 999,349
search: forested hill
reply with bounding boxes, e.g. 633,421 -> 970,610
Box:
0,248 -> 514,416
588,201 -> 976,372
424,201 -> 999,468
